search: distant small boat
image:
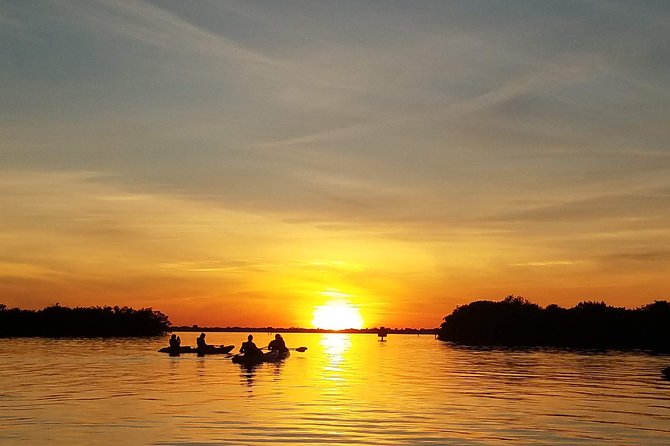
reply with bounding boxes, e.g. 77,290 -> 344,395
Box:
663,367 -> 670,379
158,345 -> 235,355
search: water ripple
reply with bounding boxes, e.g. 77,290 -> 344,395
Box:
1,334 -> 669,445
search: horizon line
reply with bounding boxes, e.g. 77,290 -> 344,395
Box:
170,326 -> 439,334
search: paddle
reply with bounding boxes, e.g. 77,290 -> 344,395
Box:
261,346 -> 308,352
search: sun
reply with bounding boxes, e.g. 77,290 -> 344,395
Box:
312,300 -> 364,330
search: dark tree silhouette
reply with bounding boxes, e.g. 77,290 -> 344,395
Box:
438,295 -> 670,352
0,303 -> 170,337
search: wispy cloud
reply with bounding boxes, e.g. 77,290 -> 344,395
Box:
2,1 -> 670,321
491,187 -> 670,225
55,0 -> 281,66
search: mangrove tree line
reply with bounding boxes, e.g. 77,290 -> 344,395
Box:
438,296 -> 670,352
0,304 -> 171,337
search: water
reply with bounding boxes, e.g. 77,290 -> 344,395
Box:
1,332 -> 669,445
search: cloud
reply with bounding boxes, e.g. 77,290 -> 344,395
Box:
55,0 -> 281,66
490,187 -> 670,225
600,251 -> 670,263
2,1 -> 670,319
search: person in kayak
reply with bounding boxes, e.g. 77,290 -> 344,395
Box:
268,334 -> 288,353
196,332 -> 209,349
240,334 -> 262,356
169,334 -> 181,349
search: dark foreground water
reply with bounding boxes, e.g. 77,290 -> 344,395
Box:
1,332 -> 669,445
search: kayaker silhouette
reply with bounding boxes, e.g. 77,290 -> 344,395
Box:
268,334 -> 288,353
169,334 -> 181,349
240,334 -> 262,355
196,332 -> 208,349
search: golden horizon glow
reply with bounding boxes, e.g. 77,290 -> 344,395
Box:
312,297 -> 365,330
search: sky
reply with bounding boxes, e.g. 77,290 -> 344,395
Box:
1,0 -> 670,328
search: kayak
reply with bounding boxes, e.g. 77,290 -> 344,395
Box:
232,349 -> 290,365
663,367 -> 670,378
232,350 -> 277,365
158,345 -> 235,355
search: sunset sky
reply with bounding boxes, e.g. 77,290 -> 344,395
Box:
2,1 -> 670,328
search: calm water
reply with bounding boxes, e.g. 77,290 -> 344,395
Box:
1,332 -> 669,445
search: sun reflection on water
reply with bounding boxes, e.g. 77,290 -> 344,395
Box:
320,333 -> 351,382
321,334 -> 351,360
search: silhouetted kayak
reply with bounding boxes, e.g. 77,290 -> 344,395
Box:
663,367 -> 670,378
232,350 -> 289,365
158,345 -> 235,355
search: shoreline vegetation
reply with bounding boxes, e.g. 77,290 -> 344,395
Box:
5,296 -> 669,352
0,303 -> 438,338
170,326 -> 438,335
0,304 -> 170,337
438,296 -> 670,352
